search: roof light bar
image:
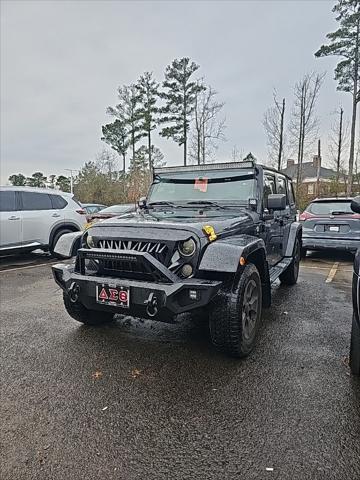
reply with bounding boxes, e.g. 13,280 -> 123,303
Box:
154,161 -> 255,175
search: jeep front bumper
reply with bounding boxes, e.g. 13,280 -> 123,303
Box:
52,250 -> 222,321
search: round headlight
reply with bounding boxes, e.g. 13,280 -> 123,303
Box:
180,264 -> 193,278
179,238 -> 196,257
86,235 -> 95,248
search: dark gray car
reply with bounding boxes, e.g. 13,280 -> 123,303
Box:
300,197 -> 360,256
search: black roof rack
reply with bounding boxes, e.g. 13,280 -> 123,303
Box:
154,161 -> 293,180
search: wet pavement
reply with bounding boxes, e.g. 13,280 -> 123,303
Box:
0,251 -> 359,480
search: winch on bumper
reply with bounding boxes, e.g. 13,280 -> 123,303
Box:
52,248 -> 221,321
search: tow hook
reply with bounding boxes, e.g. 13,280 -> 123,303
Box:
144,292 -> 158,317
68,282 -> 80,303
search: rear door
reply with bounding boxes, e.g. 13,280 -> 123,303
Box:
20,191 -> 64,247
0,190 -> 22,250
275,175 -> 297,255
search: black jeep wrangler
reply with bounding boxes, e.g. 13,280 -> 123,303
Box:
53,161 -> 302,357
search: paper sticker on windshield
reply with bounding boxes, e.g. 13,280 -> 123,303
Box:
194,177 -> 208,193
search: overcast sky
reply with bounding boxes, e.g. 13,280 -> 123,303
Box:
0,0 -> 351,184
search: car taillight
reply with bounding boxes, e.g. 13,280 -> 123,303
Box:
76,209 -> 86,215
299,211 -> 312,221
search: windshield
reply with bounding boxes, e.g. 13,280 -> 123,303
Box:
148,169 -> 256,205
309,201 -> 352,215
99,204 -> 133,214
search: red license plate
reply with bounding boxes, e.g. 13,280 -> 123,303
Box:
96,284 -> 130,308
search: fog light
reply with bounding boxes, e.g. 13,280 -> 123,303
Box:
179,238 -> 196,257
180,264 -> 193,278
189,290 -> 198,300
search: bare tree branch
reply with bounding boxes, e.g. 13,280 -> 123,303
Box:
263,90 -> 286,169
189,84 -> 226,164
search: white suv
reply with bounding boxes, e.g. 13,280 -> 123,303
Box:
0,186 -> 86,257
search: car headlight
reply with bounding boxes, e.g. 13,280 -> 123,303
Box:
178,238 -> 196,257
86,235 -> 95,248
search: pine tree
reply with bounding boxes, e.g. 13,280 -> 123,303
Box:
107,84 -> 144,164
101,119 -> 129,172
315,0 -> 360,195
56,175 -> 71,192
26,172 -> 47,187
160,57 -> 205,166
136,72 -> 159,172
8,173 -> 26,186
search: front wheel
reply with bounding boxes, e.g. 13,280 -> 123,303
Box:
63,291 -> 115,326
280,237 -> 301,285
350,314 -> 360,375
209,264 -> 262,357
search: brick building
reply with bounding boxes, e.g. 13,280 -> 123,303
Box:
281,156 -> 346,196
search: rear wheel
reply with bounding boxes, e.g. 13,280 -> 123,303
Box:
209,264 -> 262,357
280,237 -> 301,285
50,228 -> 74,258
350,314 -> 360,375
63,291 -> 115,326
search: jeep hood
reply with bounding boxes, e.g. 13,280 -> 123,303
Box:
89,210 -> 256,241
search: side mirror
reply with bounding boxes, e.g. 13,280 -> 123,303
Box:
351,196 -> 360,214
138,197 -> 147,209
267,193 -> 286,211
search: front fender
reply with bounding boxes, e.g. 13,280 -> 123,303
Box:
54,231 -> 83,258
198,235 -> 266,273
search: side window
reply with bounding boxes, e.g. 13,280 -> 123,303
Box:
51,195 -> 68,209
20,192 -> 52,211
0,191 -> 17,212
277,176 -> 288,204
263,173 -> 276,209
287,180 -> 295,205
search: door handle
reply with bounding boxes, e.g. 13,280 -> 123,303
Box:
52,213 -> 61,218
8,215 -> 20,220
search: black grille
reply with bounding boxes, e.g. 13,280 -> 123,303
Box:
97,239 -> 168,265
99,258 -> 163,281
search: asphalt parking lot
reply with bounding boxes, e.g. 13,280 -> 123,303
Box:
0,251 -> 359,480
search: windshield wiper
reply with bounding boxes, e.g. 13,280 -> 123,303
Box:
147,201 -> 183,209
331,210 -> 349,215
185,200 -> 237,209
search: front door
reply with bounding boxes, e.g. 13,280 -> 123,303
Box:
262,173 -> 283,266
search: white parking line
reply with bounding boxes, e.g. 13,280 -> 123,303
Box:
325,262 -> 339,283
0,262 -> 56,273
301,265 -> 352,272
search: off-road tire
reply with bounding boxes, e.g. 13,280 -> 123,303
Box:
63,291 -> 115,326
300,247 -> 307,259
50,228 -> 74,259
209,264 -> 262,357
280,237 -> 301,285
350,313 -> 360,375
